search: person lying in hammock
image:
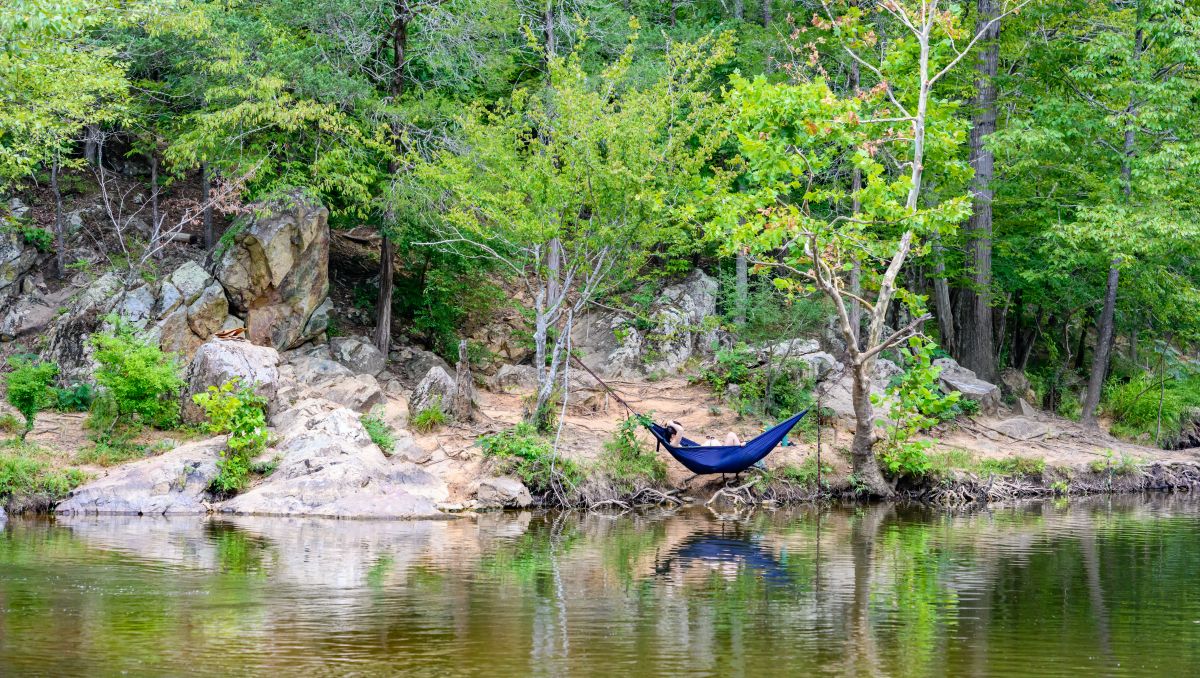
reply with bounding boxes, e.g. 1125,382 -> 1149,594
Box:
664,420 -> 743,447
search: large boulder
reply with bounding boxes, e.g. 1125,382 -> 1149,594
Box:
0,228 -> 37,298
0,294 -> 58,341
411,366 -> 456,414
573,269 -> 719,377
218,400 -> 447,519
934,358 -> 1001,416
182,339 -> 281,423
390,344 -> 452,388
475,477 -> 533,509
488,364 -> 540,393
276,346 -> 384,413
214,197 -> 330,350
999,368 -> 1037,403
820,358 -> 896,422
56,438 -> 226,516
329,336 -> 386,376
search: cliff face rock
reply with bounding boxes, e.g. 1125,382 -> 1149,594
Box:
0,228 -> 37,297
572,269 -> 719,378
214,197 -> 330,350
219,399 -> 448,519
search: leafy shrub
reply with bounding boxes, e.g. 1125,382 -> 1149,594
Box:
1090,450 -> 1140,475
0,413 -> 21,434
1105,372 -> 1200,448
598,415 -> 666,489
702,342 -> 815,418
361,413 -> 396,455
876,338 -> 959,479
54,383 -> 95,412
14,225 -> 54,252
90,326 -> 185,429
193,379 -> 270,495
5,357 -> 58,439
411,397 -> 447,433
479,422 -> 584,495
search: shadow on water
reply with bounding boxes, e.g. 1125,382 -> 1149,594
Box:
2,495 -> 1200,676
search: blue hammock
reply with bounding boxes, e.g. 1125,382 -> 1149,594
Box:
647,410 -> 808,475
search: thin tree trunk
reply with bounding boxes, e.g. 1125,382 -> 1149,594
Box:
760,0 -> 770,27
374,235 -> 395,352
733,0 -> 744,20
735,251 -> 748,325
1083,6 -> 1143,428
1074,313 -> 1090,371
544,1 -> 556,58
848,58 -> 862,346
932,237 -> 956,354
150,154 -> 161,260
374,7 -> 409,354
670,0 -> 678,27
548,237 -> 561,304
51,153 -> 66,278
451,339 -> 475,421
956,0 -> 999,382
84,125 -> 100,167
1082,267 -> 1119,426
201,162 -> 214,250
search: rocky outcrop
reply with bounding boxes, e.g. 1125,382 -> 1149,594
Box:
44,272 -> 124,382
182,339 -> 281,423
572,269 -> 719,377
56,438 -> 226,516
1000,368 -> 1037,404
390,344 -> 452,388
820,359 -> 899,422
0,228 -> 37,297
220,400 -> 448,519
934,358 -> 1002,415
329,336 -> 386,376
758,338 -> 841,381
475,477 -> 532,509
214,197 -> 330,350
277,344 -> 384,413
488,364 -> 540,393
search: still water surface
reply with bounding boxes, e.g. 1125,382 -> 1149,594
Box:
2,497 -> 1200,676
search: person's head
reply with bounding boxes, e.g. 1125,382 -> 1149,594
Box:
665,420 -> 683,440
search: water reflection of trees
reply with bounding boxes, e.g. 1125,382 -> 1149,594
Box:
5,496 -> 1200,674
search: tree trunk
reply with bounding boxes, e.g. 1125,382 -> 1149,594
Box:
955,0 -> 999,382
150,154 -> 161,260
733,0 -> 744,20
1081,265 -> 1119,427
932,237 -> 955,354
51,154 -> 66,278
547,237 -> 561,304
1083,8 -> 1144,428
84,125 -> 101,167
1074,312 -> 1090,371
760,0 -> 770,27
734,251 -> 748,325
670,0 -> 678,27
374,8 -> 409,354
848,59 -> 862,346
451,339 -> 475,422
851,361 -> 891,496
373,235 -> 395,352
201,162 -> 214,250
544,1 -> 556,57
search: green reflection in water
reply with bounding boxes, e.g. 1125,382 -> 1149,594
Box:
1,497 -> 1200,676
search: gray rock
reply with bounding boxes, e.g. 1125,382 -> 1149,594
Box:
186,282 -> 229,339
488,364 -> 540,393
66,210 -> 86,234
218,402 -> 447,519
391,432 -> 431,464
168,260 -> 213,305
1000,368 -> 1037,403
156,282 -> 184,317
330,336 -> 386,376
288,354 -> 354,385
213,196 -> 330,350
411,366 -> 456,415
0,228 -> 38,297
182,339 -> 281,423
114,284 -> 157,329
43,272 -> 124,383
303,296 -> 333,339
572,269 -> 719,377
7,197 -> 29,220
321,373 -> 385,412
1017,397 -> 1039,418
0,295 -> 57,340
475,477 -> 533,509
934,358 -> 1001,416
991,416 -> 1049,441
818,359 -> 899,422
56,438 -> 225,515
391,344 -> 452,387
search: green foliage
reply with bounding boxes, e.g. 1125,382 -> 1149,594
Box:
192,379 -> 269,495
360,413 -> 395,455
977,456 -> 1047,478
598,416 -> 666,489
0,413 -> 21,434
53,383 -> 95,412
4,357 -> 58,439
876,339 -> 961,479
410,397 -> 447,434
90,325 -> 185,430
0,443 -> 86,504
15,224 -> 53,252
757,457 -> 834,490
1090,450 -> 1140,476
75,440 -> 146,467
1105,372 -> 1200,449
702,343 -> 815,419
478,423 -> 584,496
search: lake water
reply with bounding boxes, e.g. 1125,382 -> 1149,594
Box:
2,497 -> 1199,676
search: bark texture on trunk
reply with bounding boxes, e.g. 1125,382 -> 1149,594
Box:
734,251 -> 748,325
201,162 -> 214,250
760,0 -> 771,27
51,155 -> 66,278
733,0 -> 744,20
451,339 -> 475,421
956,0 -> 999,382
374,6 -> 409,353
850,363 -> 890,493
932,237 -> 956,354
373,235 -> 395,352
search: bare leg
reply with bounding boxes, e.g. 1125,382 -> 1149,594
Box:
725,431 -> 742,446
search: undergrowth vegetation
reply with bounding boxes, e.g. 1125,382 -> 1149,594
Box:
193,378 -> 270,495
411,397 -> 447,433
361,413 -> 396,455
1105,372 -> 1200,449
4,356 -> 58,440
89,324 -> 185,432
0,441 -> 86,509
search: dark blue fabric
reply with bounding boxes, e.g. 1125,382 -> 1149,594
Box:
647,410 -> 808,475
